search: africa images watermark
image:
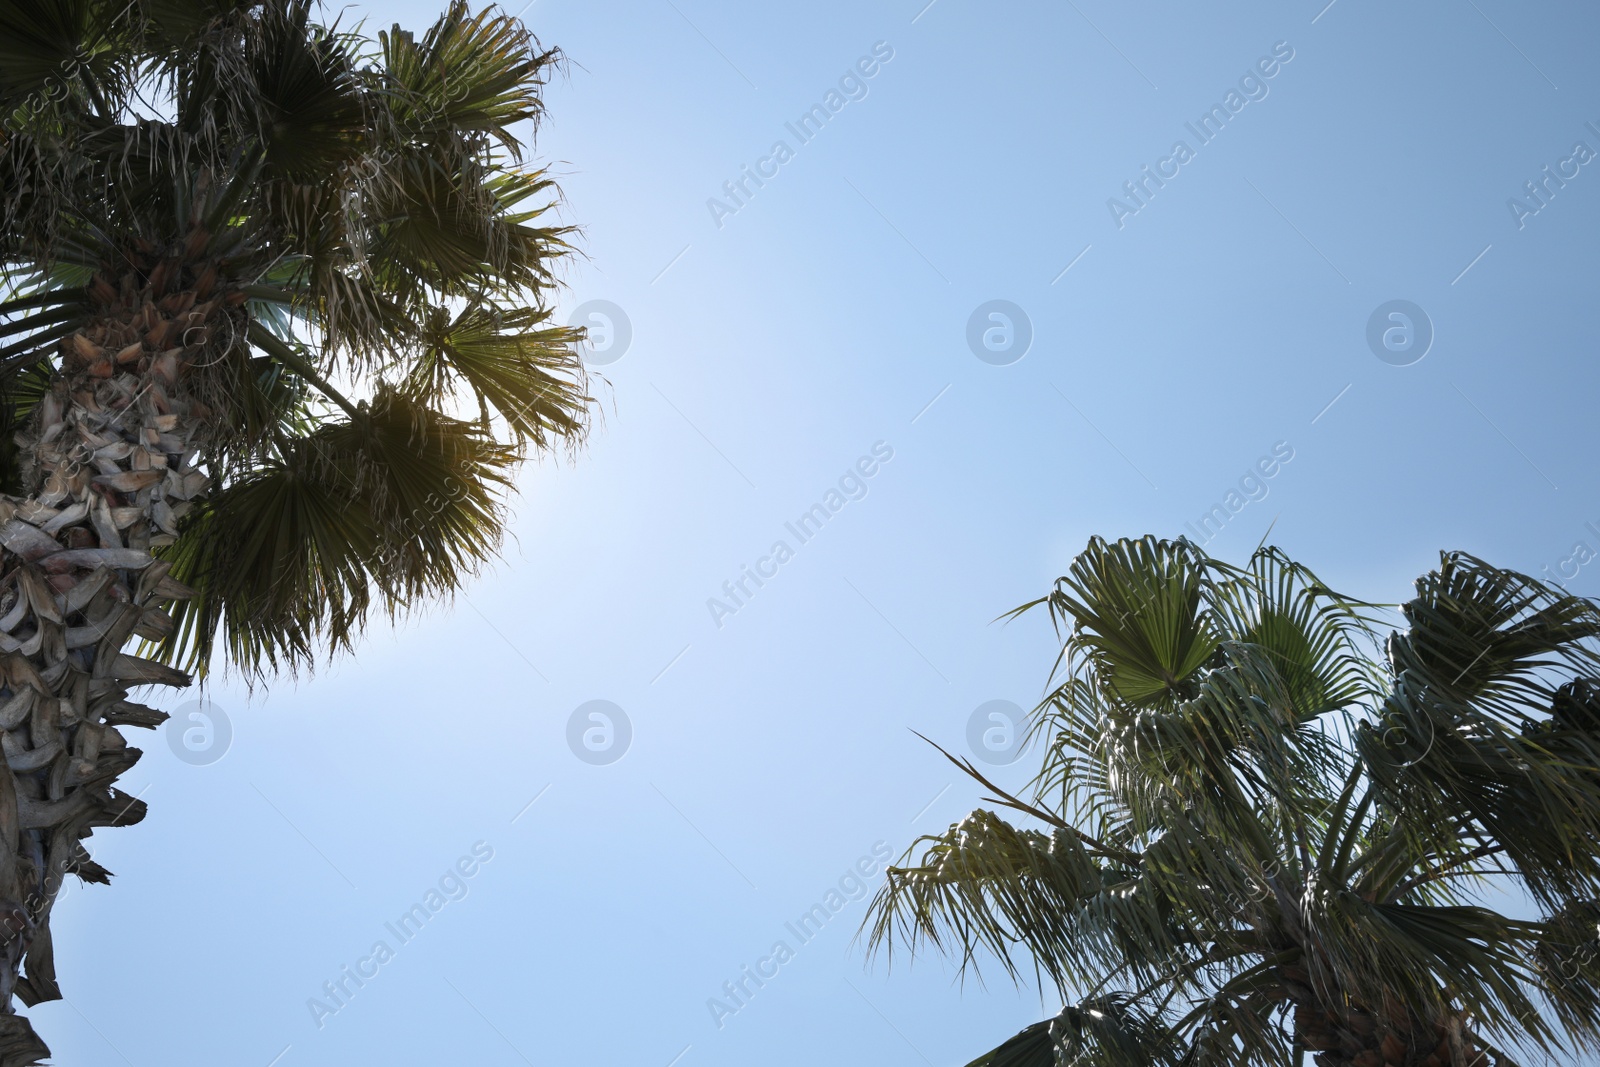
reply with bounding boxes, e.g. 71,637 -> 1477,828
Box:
1107,40 -> 1296,229
1538,516 -> 1600,590
1181,440 -> 1294,546
705,841 -> 893,1030
706,441 -> 895,629
707,41 -> 896,229
306,841 -> 495,1029
1507,120 -> 1600,230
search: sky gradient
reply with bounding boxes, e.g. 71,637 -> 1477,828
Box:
40,1 -> 1600,1064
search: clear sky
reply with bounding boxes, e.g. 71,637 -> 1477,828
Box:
40,1 -> 1600,1064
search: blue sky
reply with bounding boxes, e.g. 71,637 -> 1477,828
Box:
40,1 -> 1600,1064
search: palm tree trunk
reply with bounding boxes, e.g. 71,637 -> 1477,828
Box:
0,266 -> 220,1064
1283,965 -> 1491,1067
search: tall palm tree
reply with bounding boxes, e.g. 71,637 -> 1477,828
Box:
866,536 -> 1600,1067
0,0 -> 589,1059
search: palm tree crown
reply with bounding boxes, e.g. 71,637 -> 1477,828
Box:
867,536 -> 1600,1067
0,0 -> 590,676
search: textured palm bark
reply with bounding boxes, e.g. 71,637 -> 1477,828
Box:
0,259 -> 225,1064
1280,964 -> 1491,1067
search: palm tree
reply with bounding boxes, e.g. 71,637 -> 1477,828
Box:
866,536 -> 1600,1067
0,0 -> 589,1059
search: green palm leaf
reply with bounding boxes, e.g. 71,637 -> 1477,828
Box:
407,301 -> 588,446
156,387 -> 519,676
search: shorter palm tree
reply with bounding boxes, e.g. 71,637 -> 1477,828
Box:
866,536 -> 1600,1067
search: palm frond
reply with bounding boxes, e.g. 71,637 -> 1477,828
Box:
865,808 -> 1181,995
1534,900 -> 1600,1051
380,1 -> 558,154
1358,555 -> 1600,909
1044,536 -> 1219,710
406,301 -> 587,448
155,388 -> 519,678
